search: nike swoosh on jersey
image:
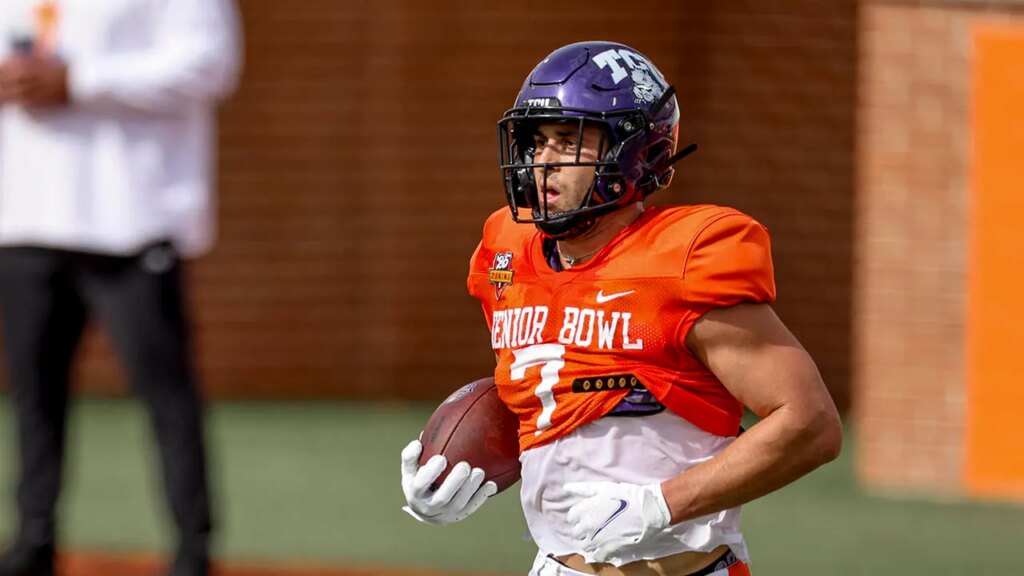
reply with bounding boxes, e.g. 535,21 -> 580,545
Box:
592,498 -> 629,537
595,289 -> 635,304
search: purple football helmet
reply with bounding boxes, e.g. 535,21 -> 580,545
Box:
498,41 -> 694,239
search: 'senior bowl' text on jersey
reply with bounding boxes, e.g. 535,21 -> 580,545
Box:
467,205 -> 775,452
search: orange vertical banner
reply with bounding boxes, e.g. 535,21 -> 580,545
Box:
965,25 -> 1024,499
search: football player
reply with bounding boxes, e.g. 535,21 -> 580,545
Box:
400,41 -> 841,576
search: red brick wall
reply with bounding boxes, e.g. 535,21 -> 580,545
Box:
676,1 -> 858,411
855,1 -> 1024,494
62,1 -> 857,403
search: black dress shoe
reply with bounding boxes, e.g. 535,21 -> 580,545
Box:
0,544 -> 55,576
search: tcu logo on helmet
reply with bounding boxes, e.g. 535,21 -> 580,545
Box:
592,48 -> 666,104
524,97 -> 560,108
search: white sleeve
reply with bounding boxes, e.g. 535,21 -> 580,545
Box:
67,0 -> 243,114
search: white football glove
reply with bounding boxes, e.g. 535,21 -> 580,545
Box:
564,481 -> 673,563
400,439 -> 497,525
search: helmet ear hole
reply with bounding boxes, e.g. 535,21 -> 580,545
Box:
644,141 -> 673,186
647,141 -> 672,166
636,140 -> 677,196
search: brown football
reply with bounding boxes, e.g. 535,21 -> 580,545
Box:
418,377 -> 521,493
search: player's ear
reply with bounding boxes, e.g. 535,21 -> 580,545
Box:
601,125 -> 614,157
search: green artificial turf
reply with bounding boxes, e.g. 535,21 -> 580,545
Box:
1,397 -> 1022,575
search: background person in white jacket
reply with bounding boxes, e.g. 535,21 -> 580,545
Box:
0,1 -> 242,575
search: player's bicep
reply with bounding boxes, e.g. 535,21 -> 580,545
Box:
685,303 -> 830,419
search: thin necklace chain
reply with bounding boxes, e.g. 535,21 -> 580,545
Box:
559,244 -> 603,268
556,210 -> 641,269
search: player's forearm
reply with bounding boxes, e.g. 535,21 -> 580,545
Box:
660,401 -> 841,525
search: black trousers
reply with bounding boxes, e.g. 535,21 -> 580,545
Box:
0,243 -> 212,562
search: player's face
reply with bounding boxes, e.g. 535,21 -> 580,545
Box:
531,122 -> 607,216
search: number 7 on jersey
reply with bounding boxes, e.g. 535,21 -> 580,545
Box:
509,344 -> 566,436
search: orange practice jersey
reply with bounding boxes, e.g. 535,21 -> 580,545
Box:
467,205 -> 776,452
